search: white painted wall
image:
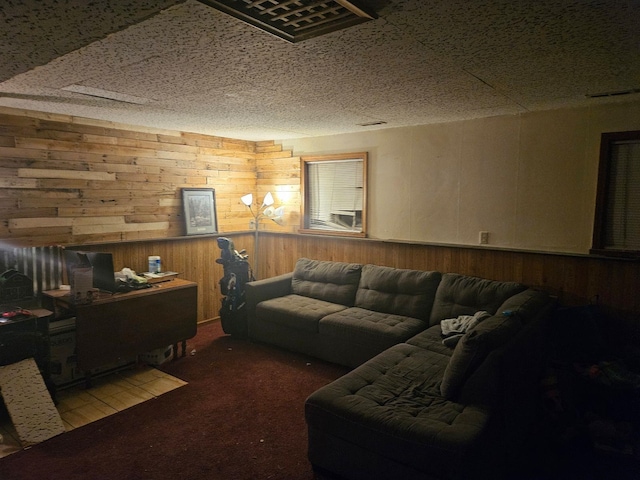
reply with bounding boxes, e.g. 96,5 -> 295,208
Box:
280,99 -> 640,254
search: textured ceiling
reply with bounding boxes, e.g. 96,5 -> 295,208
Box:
1,0 -> 639,141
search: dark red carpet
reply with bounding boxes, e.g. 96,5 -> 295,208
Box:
0,322 -> 349,480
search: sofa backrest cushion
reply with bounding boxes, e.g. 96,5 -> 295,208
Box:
429,273 -> 526,326
354,265 -> 441,321
440,288 -> 554,399
497,288 -> 552,325
440,313 -> 523,399
292,258 -> 362,306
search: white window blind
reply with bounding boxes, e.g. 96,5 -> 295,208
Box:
605,140 -> 640,250
307,159 -> 363,232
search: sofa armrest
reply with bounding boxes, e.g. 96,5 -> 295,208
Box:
245,272 -> 293,312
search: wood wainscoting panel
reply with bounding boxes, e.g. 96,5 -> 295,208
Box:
257,232 -> 640,342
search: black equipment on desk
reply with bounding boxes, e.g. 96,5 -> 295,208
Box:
0,270 -> 48,368
0,269 -> 34,304
0,304 -> 43,366
63,249 -> 119,293
0,269 -> 44,369
0,270 -> 55,401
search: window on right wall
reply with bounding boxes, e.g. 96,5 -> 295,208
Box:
592,130 -> 640,257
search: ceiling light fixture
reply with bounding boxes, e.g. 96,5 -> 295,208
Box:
196,0 -> 378,42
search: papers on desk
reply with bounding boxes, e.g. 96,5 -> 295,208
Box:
70,267 -> 93,304
141,271 -> 179,283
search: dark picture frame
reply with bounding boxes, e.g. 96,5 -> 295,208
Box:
182,188 -> 218,235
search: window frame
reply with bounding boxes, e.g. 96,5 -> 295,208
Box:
592,130 -> 640,258
300,152 -> 368,237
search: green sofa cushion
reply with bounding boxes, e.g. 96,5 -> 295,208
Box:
429,273 -> 526,326
355,264 -> 441,321
319,307 -> 428,352
292,258 -> 362,306
256,294 -> 348,333
497,288 -> 552,325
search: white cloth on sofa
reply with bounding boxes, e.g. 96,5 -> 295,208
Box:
440,310 -> 490,347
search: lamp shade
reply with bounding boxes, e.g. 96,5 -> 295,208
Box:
262,191 -> 274,207
241,193 -> 253,206
263,206 -> 275,217
272,206 -> 286,226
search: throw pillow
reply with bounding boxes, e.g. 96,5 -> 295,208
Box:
440,313 -> 522,399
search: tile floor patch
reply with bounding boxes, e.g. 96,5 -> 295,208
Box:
0,366 -> 186,458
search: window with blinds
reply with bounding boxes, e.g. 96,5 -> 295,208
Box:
301,152 -> 367,237
592,130 -> 640,256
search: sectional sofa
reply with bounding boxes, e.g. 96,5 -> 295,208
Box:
245,258 -> 555,479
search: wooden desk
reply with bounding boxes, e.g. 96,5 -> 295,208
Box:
43,279 -> 197,378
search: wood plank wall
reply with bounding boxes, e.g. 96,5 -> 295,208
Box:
0,108 -> 298,247
255,141 -> 301,230
258,232 -> 640,341
0,109 -> 296,323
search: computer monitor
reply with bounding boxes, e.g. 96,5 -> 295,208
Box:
63,250 -> 117,293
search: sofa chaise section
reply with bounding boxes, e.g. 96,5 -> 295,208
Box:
305,275 -> 555,480
306,343 -> 488,480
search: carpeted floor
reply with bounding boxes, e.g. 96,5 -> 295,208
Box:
0,321 -> 349,480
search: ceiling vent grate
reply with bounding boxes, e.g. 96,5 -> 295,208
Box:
197,0 -> 377,42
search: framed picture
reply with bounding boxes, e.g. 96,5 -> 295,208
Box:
182,188 -> 218,235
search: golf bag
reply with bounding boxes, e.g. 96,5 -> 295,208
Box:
216,237 -> 254,337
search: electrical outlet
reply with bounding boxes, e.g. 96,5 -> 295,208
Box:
479,231 -> 489,244
249,219 -> 256,230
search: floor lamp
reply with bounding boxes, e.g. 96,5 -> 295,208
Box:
241,192 -> 284,279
